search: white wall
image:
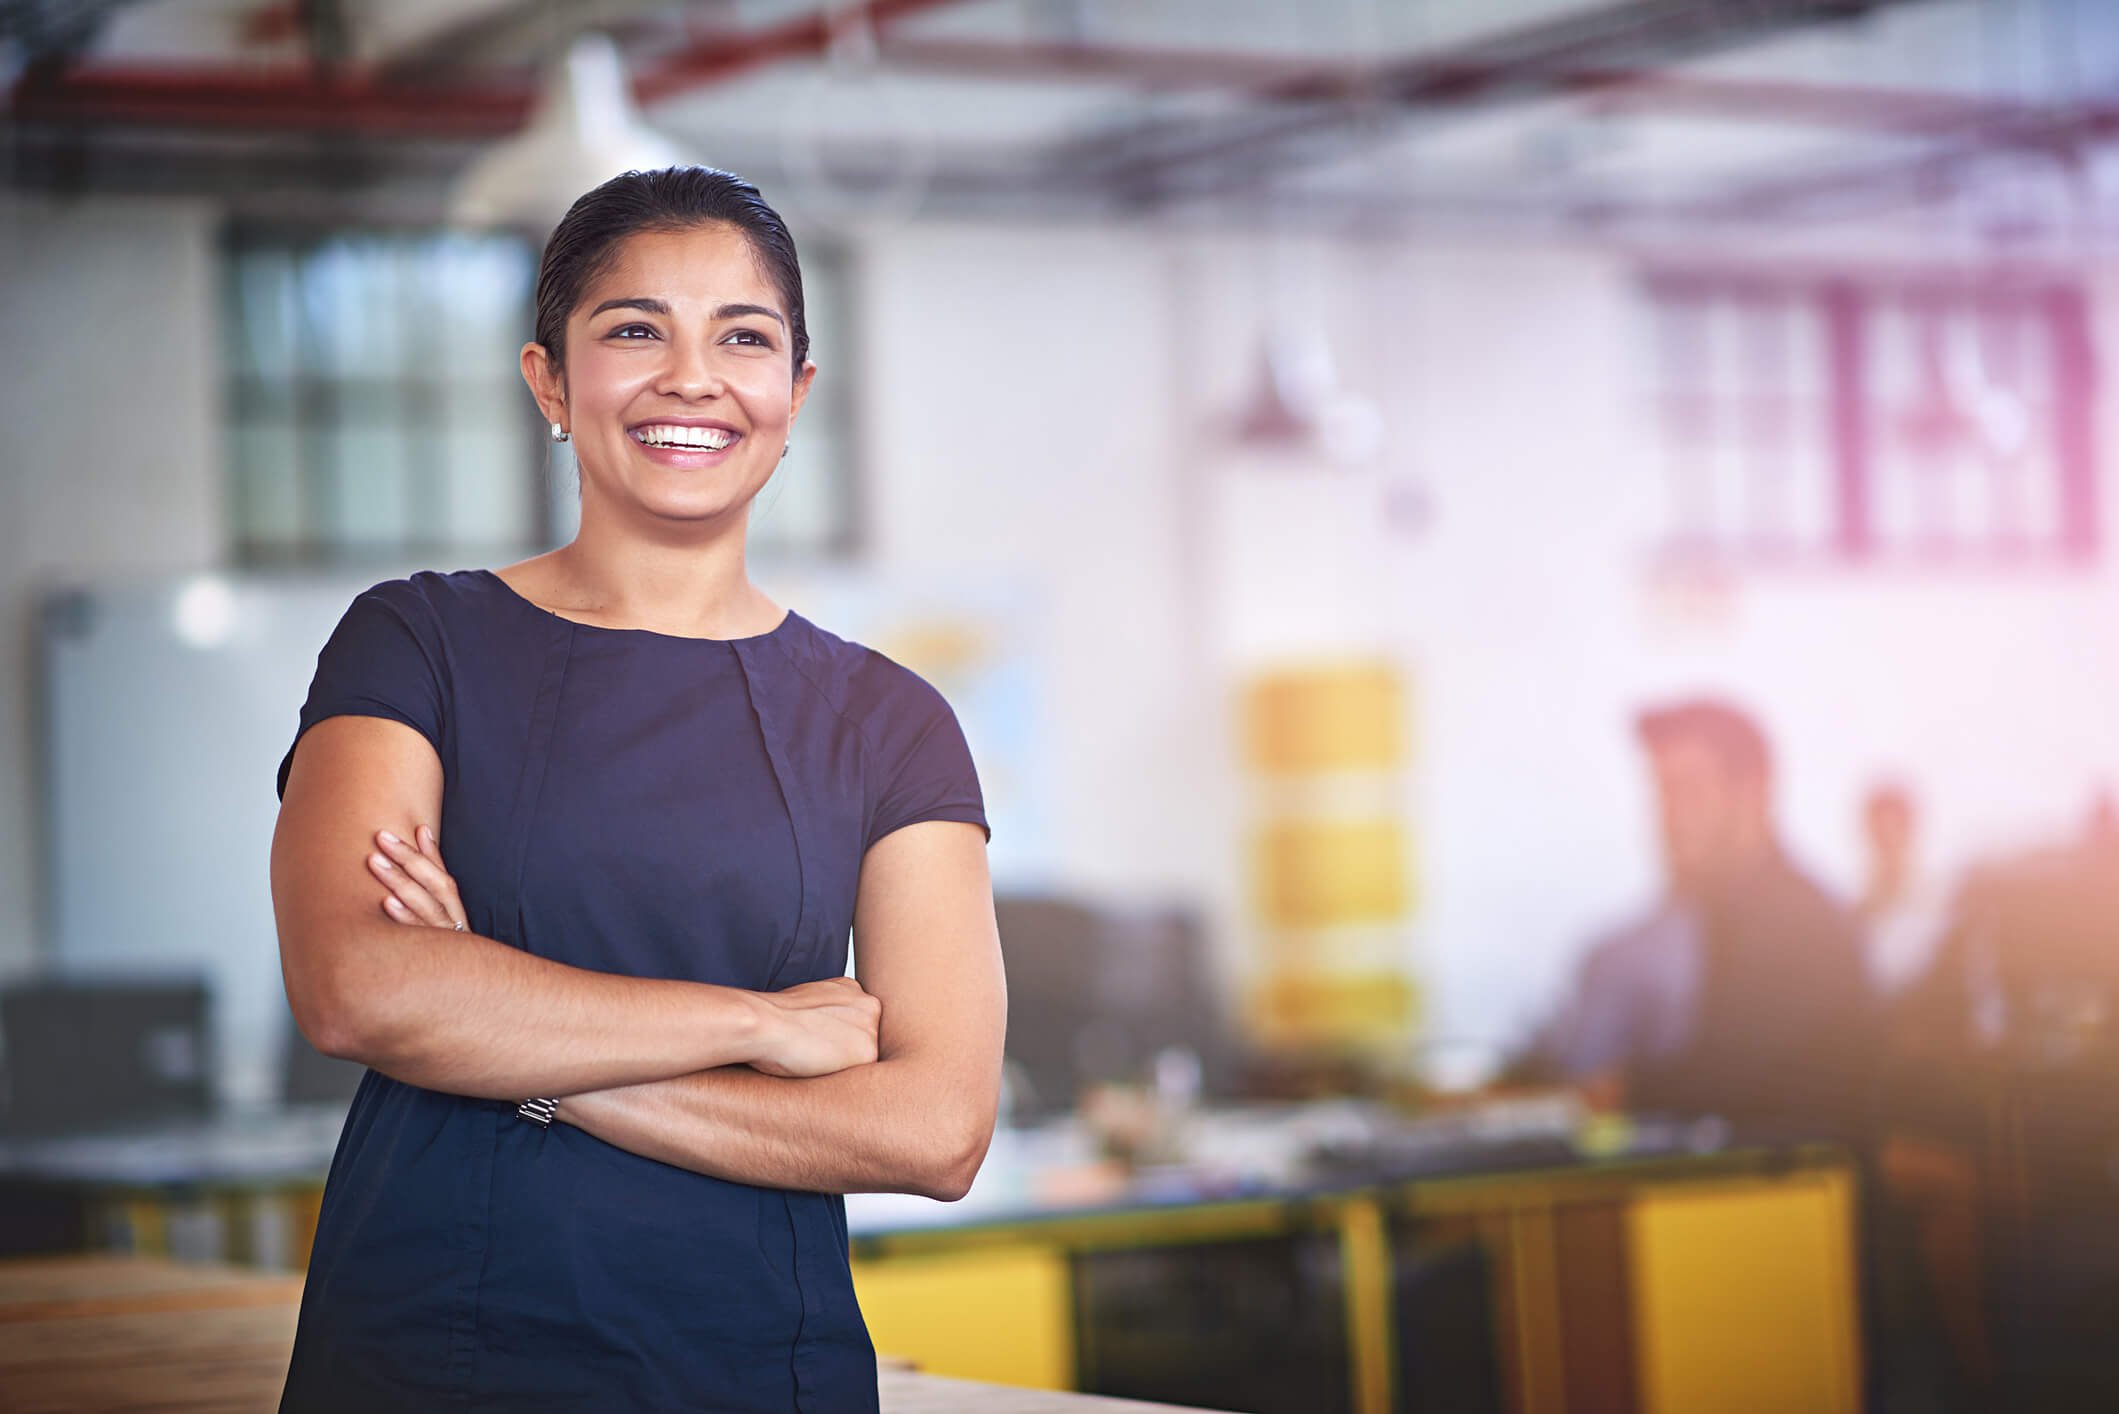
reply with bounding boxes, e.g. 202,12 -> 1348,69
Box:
1376,244 -> 2119,1049
0,194 -> 225,977
850,221 -> 2119,1058
857,224 -> 1220,904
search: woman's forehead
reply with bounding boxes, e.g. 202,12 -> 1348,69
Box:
582,226 -> 776,309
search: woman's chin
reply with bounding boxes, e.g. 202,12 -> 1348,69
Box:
635,487 -> 760,530
588,474 -> 762,530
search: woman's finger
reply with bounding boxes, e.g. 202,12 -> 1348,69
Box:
367,850 -> 451,926
382,893 -> 429,926
376,831 -> 464,918
414,826 -> 468,915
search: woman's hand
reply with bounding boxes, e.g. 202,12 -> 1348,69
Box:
369,827 -> 881,1079
748,978 -> 882,1078
368,826 -> 468,931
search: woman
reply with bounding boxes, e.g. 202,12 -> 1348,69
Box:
271,167 -> 1006,1414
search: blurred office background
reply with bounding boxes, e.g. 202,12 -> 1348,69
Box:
6,1 -> 2119,1411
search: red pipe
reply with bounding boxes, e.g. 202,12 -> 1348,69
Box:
869,36 -> 2058,139
12,11 -> 2085,145
8,0 -> 973,136
632,0 -> 969,105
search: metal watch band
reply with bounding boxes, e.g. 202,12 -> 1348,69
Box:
516,1097 -> 559,1127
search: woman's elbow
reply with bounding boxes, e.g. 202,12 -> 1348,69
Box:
288,972 -> 370,1062
915,1111 -> 997,1203
284,941 -> 390,1064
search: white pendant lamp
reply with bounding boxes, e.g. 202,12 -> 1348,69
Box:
450,32 -> 692,231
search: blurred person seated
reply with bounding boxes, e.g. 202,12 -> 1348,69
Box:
1857,781 -> 1952,1000
1524,699 -> 1874,1138
1875,795 -> 2119,1409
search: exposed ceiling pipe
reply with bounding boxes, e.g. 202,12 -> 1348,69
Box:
6,0 -> 973,136
1047,0 -> 1943,199
1669,103 -> 2119,225
870,35 -> 2077,141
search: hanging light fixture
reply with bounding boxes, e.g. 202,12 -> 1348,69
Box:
1232,323 -> 1383,468
450,31 -> 692,232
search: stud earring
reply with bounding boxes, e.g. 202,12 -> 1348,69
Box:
550,422 -> 570,444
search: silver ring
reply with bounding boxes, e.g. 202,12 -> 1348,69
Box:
453,920 -> 467,932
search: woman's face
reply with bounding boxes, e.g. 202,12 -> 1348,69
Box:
526,222 -> 814,536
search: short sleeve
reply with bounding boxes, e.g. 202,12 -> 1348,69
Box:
865,689 -> 989,851
276,583 -> 447,799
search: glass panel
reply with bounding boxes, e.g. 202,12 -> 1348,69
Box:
409,234 -> 534,378
228,247 -> 298,381
301,237 -> 405,379
322,418 -> 412,548
230,417 -> 303,548
222,229 -> 684,563
442,387 -> 534,546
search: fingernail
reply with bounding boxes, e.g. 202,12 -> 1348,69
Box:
418,826 -> 434,846
371,854 -> 394,871
379,831 -> 401,847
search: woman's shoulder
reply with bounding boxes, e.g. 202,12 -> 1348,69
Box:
771,613 -> 958,739
341,568 -> 518,634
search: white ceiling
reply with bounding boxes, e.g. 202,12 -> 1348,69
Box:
16,0 -> 2119,241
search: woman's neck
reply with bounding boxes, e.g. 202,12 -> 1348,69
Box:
535,512 -> 782,640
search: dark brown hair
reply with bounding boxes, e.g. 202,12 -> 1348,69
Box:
1636,698 -> 1773,784
532,166 -> 809,376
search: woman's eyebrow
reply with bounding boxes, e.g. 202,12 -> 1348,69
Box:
714,302 -> 785,326
588,296 -> 669,319
585,296 -> 783,326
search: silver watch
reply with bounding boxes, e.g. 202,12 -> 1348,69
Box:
517,1097 -> 559,1127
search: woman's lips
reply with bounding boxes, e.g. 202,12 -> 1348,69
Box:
628,424 -> 743,467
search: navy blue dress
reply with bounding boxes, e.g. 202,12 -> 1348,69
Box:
275,570 -> 986,1414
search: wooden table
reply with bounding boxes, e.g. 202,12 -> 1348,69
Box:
0,1256 -> 1222,1414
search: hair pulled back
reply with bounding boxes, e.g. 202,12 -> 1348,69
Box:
532,166 -> 808,376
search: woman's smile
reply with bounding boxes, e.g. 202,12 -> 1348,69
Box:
628,418 -> 742,467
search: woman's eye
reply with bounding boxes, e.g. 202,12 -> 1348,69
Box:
609,324 -> 656,340
723,328 -> 770,347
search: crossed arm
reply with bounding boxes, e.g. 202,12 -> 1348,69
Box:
272,715 -> 1006,1202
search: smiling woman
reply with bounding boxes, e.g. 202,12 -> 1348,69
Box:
269,168 -> 1005,1414
519,220 -> 816,564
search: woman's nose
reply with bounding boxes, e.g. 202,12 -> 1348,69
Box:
657,337 -> 724,400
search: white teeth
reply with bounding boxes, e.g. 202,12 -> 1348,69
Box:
632,425 -> 734,450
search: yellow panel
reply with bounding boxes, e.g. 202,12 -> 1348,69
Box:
1628,1174 -> 1861,1414
851,1245 -> 1073,1391
1244,664 -> 1405,774
1250,970 -> 1420,1048
1338,1199 -> 1397,1414
1253,818 -> 1410,927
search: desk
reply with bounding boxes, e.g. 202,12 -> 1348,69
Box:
845,1146 -> 1863,1414
2,1107 -> 1860,1414
0,1256 -> 1227,1414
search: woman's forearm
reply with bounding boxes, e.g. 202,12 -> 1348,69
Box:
294,918 -> 771,1100
555,1056 -> 997,1201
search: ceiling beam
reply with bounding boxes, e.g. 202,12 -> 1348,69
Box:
873,34 -> 2068,140
5,0 -> 974,135
1666,101 -> 2119,225
1038,0 -> 1945,202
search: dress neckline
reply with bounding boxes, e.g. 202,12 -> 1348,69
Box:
473,568 -> 799,646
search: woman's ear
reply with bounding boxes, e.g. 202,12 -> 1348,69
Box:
789,360 -> 818,427
520,342 -> 566,427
